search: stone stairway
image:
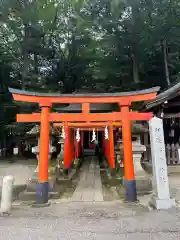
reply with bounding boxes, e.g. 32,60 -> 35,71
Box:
71,156 -> 103,202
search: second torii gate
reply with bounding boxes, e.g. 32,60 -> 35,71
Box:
9,87 -> 159,206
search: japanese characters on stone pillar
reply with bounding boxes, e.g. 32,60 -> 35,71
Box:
149,117 -> 175,209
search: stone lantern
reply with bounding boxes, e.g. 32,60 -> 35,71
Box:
26,125 -> 56,192
32,142 -> 56,173
56,137 -> 65,176
132,134 -> 152,195
28,125 -> 56,170
117,122 -> 152,195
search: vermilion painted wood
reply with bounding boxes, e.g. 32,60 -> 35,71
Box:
82,103 -> 90,113
16,112 -> 152,123
68,126 -> 74,167
64,122 -> 71,168
55,127 -> 107,131
38,107 -> 50,182
16,112 -> 123,122
10,86 -> 159,202
128,112 -> 152,120
11,91 -> 157,104
121,106 -> 135,181
109,124 -> 115,168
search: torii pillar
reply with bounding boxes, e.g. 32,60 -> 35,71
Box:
37,103 -> 51,205
121,104 -> 136,202
109,124 -> 115,168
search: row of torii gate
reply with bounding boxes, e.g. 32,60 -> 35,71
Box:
56,124 -> 114,167
9,87 -> 159,205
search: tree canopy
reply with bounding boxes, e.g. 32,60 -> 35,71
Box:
0,0 -> 180,131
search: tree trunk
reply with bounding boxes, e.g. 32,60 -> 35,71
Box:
129,0 -> 140,84
22,24 -> 29,90
132,52 -> 140,83
162,39 -> 171,86
34,53 -> 38,75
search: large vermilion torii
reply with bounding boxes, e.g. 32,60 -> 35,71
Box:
9,87 -> 159,205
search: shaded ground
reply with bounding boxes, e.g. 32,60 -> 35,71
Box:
17,163 -> 80,202
1,156 -> 180,207
100,169 -> 123,201
54,179 -> 78,200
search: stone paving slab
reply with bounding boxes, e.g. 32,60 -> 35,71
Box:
71,156 -> 103,202
94,165 -> 103,202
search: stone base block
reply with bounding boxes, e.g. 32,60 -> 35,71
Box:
18,191 -> 60,201
135,176 -> 152,195
149,195 -> 176,210
26,172 -> 55,192
124,179 -> 137,202
32,201 -> 51,208
18,173 -> 57,202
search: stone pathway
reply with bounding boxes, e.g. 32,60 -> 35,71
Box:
71,156 -> 103,202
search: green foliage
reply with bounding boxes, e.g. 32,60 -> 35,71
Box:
0,0 -> 180,119
0,0 -> 179,92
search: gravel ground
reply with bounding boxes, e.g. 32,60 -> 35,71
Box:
0,159 -> 180,239
0,201 -> 180,239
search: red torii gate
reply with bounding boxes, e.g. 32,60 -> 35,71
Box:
9,87 -> 159,205
54,122 -> 119,170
